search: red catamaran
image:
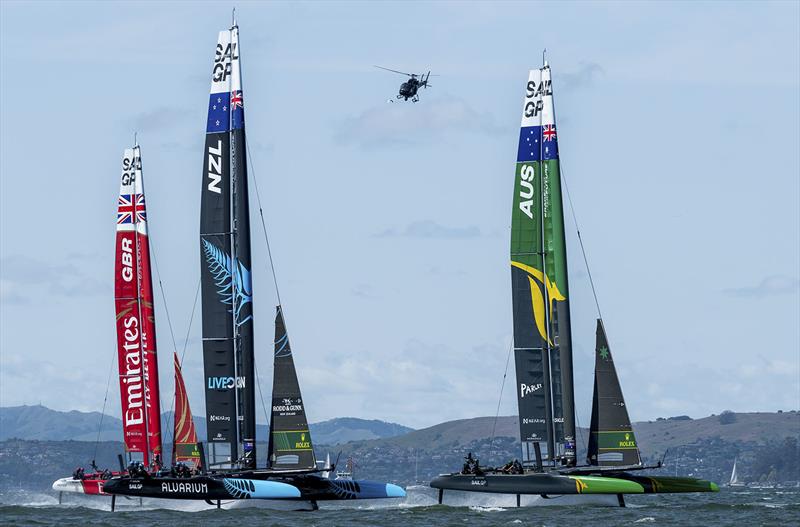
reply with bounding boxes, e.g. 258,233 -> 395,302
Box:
53,144 -> 199,500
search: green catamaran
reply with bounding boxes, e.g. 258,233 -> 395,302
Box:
430,62 -> 719,506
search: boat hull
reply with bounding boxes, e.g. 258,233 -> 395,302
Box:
52,475 -> 113,496
430,473 -> 642,495
102,473 -> 406,502
430,472 -> 718,495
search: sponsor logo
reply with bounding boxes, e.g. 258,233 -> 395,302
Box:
618,432 -> 636,448
212,42 -> 238,83
209,414 -> 231,422
207,140 -> 224,194
522,417 -> 546,425
161,482 -> 208,494
207,376 -> 246,390
470,478 -> 487,486
121,153 -> 141,186
272,397 -> 303,414
524,79 -> 552,118
598,346 -> 610,360
121,315 -> 144,427
520,382 -> 542,398
129,481 -> 142,490
554,417 -> 565,423
295,432 -> 311,449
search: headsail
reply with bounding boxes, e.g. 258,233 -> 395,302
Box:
172,352 -> 201,469
268,306 -> 316,471
510,65 -> 576,465
200,26 -> 256,468
587,319 -> 641,467
114,145 -> 163,465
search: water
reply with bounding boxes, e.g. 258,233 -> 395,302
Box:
1,486 -> 797,526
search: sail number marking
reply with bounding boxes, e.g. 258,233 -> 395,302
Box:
207,140 -> 223,194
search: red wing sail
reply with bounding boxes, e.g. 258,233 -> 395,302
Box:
115,147 -> 149,463
173,352 -> 201,468
114,146 -> 162,466
133,152 -> 163,461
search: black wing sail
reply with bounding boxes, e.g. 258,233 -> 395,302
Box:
200,29 -> 237,466
268,306 -> 316,471
229,24 -> 257,470
587,319 -> 642,467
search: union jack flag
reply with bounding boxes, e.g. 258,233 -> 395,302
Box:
117,194 -> 146,224
543,124 -> 556,141
231,90 -> 243,110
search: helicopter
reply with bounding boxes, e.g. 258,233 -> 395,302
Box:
375,66 -> 433,102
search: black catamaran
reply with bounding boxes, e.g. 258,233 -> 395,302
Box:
429,62 -> 719,506
103,21 -> 405,509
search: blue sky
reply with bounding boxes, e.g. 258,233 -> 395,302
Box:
1,1 -> 798,431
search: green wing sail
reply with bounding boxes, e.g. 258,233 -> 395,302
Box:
511,65 -> 576,465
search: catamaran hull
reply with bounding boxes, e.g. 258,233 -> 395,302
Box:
52,476 -> 112,496
103,474 -> 405,503
102,476 -> 301,500
430,473 -> 718,496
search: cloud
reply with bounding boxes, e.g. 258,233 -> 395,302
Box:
336,96 -> 501,148
0,255 -> 107,302
557,62 -> 604,92
723,275 -> 800,299
375,220 -> 481,240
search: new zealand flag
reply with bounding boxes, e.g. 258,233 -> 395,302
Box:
207,93 -> 230,133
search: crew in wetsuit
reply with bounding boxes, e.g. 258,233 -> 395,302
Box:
72,467 -> 85,480
511,459 -> 523,474
462,453 -> 482,475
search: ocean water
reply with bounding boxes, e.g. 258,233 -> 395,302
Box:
0,486 -> 797,526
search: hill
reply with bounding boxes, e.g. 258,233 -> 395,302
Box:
0,405 -> 411,445
0,409 -> 796,490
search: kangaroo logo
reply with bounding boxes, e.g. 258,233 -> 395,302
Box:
511,261 -> 565,344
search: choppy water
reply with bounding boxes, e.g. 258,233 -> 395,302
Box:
1,486 -> 797,526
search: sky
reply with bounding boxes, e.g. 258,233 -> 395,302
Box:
1,1 -> 798,433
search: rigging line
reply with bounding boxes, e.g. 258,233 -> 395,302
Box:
245,141 -> 283,309
574,409 -> 586,461
488,338 -> 514,458
254,358 -> 270,429
92,350 -> 117,466
149,236 -> 182,446
558,162 -> 603,321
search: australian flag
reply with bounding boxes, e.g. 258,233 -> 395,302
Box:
517,125 -> 559,162
207,92 -> 230,133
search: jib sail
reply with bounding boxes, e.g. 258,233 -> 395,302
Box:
172,352 -> 202,468
587,319 -> 641,467
200,24 -> 256,468
268,306 -> 316,471
114,145 -> 163,466
510,64 -> 576,466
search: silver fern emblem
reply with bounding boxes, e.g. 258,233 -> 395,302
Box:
274,333 -> 292,357
202,239 -> 252,326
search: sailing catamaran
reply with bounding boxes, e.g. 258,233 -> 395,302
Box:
52,145 -> 164,499
429,62 -> 719,506
103,21 -> 405,509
